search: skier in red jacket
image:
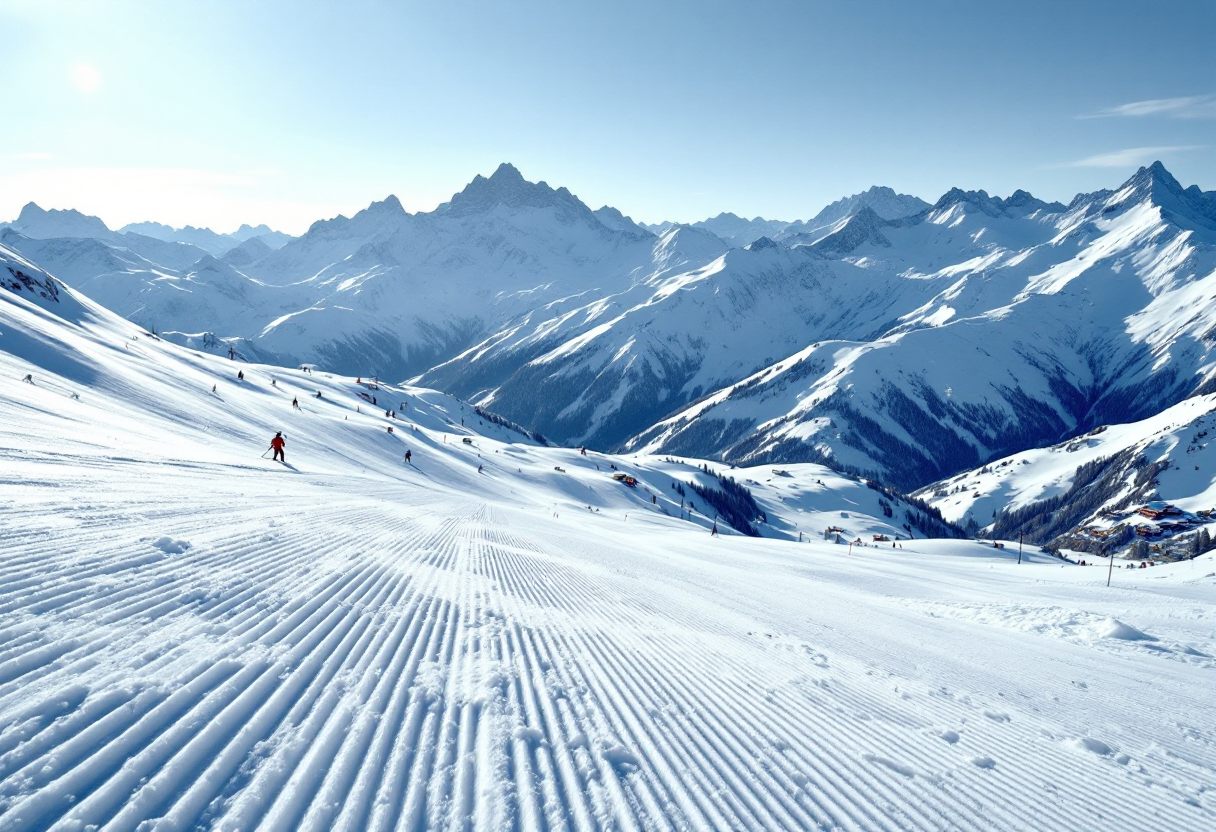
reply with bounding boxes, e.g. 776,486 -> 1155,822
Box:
270,432 -> 286,462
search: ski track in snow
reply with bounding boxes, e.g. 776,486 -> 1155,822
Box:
2,455 -> 1215,832
1,259 -> 1214,831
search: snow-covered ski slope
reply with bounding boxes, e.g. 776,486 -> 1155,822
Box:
3,244 -> 1216,831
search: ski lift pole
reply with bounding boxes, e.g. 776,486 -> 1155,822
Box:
1018,532 -> 1023,565
1107,549 -> 1115,588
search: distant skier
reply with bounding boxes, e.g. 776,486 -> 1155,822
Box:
270,431 -> 286,462
315,391 -> 322,398
478,464 -> 484,473
292,397 -> 299,409
237,370 -> 244,380
22,374 -> 33,383
271,379 -> 277,387
711,521 -> 719,537
212,384 -> 217,393
228,346 -> 235,360
404,449 -> 412,464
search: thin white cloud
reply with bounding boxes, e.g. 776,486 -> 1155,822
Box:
1064,145 -> 1206,168
1083,94 -> 1216,119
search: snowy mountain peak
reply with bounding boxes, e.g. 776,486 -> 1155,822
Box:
221,235 -> 272,268
801,186 -> 930,229
929,187 -> 1063,219
745,235 -> 781,251
1001,188 -> 1065,215
652,224 -> 730,272
592,205 -> 653,237
9,202 -> 115,240
121,220 -> 175,237
690,213 -> 790,247
365,194 -> 407,215
931,187 -> 999,216
489,161 -> 525,183
439,163 -> 603,227
1101,161 -> 1216,230
809,206 -> 892,254
234,223 -> 276,239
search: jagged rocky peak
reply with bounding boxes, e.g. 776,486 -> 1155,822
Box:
931,187 -> 997,213
10,202 -> 114,240
1001,189 -> 1066,214
798,186 -> 930,230
327,193 -> 410,237
745,235 -> 781,252
811,206 -> 892,254
652,223 -> 731,268
930,186 -> 1062,219
690,213 -> 791,247
440,162 -> 585,219
362,194 -> 406,215
189,253 -> 225,271
234,223 -> 275,238
121,220 -> 175,237
221,236 -> 272,267
592,205 -> 653,237
1098,161 -> 1216,229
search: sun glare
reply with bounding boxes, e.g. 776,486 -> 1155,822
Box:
69,62 -> 102,93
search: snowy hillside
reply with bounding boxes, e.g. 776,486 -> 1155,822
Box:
915,393 -> 1216,554
4,232 -> 1216,831
418,230 -> 946,450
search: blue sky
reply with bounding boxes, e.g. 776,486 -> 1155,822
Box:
1,0 -> 1213,233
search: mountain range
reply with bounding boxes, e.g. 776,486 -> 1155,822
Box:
2,202 -> 292,257
4,161 -> 1215,507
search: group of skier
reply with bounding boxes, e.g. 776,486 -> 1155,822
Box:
248,369 -> 425,470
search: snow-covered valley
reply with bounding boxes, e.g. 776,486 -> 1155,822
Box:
3,228 -> 1216,830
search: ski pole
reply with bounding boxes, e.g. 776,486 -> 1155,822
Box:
261,447 -> 272,459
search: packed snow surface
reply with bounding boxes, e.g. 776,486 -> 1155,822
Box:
3,246 -> 1216,830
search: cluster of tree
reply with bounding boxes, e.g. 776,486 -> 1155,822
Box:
989,451 -> 1134,544
989,449 -> 1178,546
862,478 -> 965,538
472,406 -> 549,445
685,464 -> 764,537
